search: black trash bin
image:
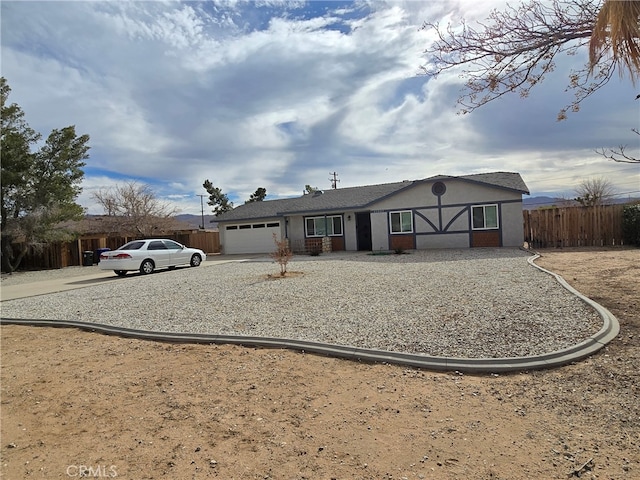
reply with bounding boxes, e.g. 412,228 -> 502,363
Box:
82,251 -> 94,266
95,248 -> 110,264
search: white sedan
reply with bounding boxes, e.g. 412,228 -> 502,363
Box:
99,239 -> 206,276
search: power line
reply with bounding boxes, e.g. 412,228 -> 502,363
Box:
613,190 -> 640,196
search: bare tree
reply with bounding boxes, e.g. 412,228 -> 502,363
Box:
574,176 -> 615,205
91,181 -> 179,236
421,0 -> 640,120
270,233 -> 293,277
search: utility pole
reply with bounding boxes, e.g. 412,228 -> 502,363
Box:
197,194 -> 207,229
329,171 -> 340,189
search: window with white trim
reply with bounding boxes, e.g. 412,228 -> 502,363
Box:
472,204 -> 499,230
390,211 -> 413,233
305,215 -> 343,237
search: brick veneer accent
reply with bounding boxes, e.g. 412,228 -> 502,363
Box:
331,237 -> 345,251
390,234 -> 414,250
304,237 -> 334,254
472,230 -> 500,247
305,238 -> 322,253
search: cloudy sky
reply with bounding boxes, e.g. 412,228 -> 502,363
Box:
2,0 -> 638,215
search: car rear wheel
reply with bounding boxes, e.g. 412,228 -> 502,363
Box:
114,270 -> 127,277
190,254 -> 202,267
140,259 -> 155,275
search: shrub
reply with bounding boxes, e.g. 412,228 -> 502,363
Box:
622,203 -> 640,246
270,233 -> 293,276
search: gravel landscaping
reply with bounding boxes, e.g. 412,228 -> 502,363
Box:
0,248 -> 603,359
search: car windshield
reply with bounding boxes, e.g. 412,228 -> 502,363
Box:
119,241 -> 145,250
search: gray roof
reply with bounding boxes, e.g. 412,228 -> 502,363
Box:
454,171 -> 530,194
215,171 -> 529,223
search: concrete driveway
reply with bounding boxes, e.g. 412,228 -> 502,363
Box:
0,255 -> 257,301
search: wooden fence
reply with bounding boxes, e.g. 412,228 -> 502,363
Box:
9,230 -> 220,270
523,204 -> 626,248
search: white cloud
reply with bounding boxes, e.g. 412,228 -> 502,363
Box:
1,0 -> 637,216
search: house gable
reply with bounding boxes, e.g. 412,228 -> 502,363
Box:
366,176 -> 525,251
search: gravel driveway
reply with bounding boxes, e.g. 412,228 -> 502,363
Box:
0,248 -> 603,358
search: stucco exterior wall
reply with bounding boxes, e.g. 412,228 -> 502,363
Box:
500,202 -> 525,247
219,228 -> 227,253
372,179 -> 521,210
413,205 -> 470,233
343,211 -> 358,251
371,182 -> 437,210
370,210 -> 390,251
416,233 -> 469,249
286,216 -> 305,245
445,180 -> 522,204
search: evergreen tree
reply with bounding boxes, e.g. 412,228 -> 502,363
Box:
246,187 -> 267,203
1,77 -> 90,273
203,179 -> 233,216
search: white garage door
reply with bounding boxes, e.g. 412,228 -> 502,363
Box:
223,222 -> 282,254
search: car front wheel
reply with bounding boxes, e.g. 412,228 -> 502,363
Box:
114,270 -> 127,277
190,254 -> 202,267
140,259 -> 155,275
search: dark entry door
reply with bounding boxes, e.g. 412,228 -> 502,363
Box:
356,212 -> 372,251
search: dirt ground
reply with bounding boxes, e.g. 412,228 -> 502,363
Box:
1,247 -> 638,480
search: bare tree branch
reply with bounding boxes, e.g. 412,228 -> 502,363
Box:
596,127 -> 640,163
421,0 -> 638,119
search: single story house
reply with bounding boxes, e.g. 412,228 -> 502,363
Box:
215,172 -> 529,255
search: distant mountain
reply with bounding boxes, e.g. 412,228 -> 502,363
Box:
175,214 -> 218,229
523,196 -> 568,210
523,196 -> 639,210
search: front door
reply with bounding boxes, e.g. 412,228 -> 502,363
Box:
356,212 -> 372,251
